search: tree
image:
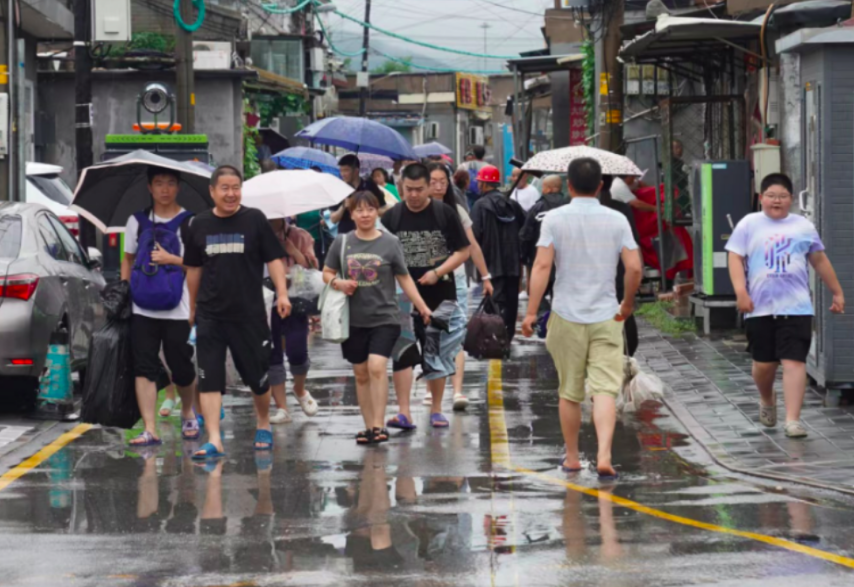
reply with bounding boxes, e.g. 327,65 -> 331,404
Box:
371,58 -> 413,74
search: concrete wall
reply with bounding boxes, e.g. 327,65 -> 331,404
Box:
37,71 -> 246,184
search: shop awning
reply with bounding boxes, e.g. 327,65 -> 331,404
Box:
620,15 -> 761,62
506,53 -> 583,74
245,66 -> 309,98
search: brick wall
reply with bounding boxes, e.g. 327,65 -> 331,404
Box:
132,0 -> 242,41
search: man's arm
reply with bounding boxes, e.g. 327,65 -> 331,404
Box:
728,252 -> 754,313
810,251 -> 845,313
434,248 -> 471,280
628,199 -> 657,213
521,245 -> 555,337
120,252 -> 135,281
617,247 -> 642,320
186,266 -> 202,325
329,200 -> 349,223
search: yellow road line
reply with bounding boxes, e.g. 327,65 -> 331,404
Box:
485,363 -> 854,571
0,424 -> 92,492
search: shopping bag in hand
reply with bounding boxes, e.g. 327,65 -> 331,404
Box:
81,281 -> 141,429
464,296 -> 509,359
318,234 -> 349,343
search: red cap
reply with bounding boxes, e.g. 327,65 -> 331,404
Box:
476,165 -> 500,183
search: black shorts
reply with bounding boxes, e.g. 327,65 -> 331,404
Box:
746,315 -> 812,364
196,315 -> 272,395
131,315 -> 195,387
342,325 -> 402,365
392,343 -> 421,373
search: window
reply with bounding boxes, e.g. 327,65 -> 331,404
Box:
0,216 -> 22,259
28,175 -> 73,206
48,215 -> 87,266
251,38 -> 303,82
38,216 -> 67,261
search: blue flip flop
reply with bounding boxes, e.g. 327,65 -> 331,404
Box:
560,455 -> 582,473
387,413 -> 417,430
598,471 -> 620,482
254,429 -> 273,451
195,406 -> 226,428
191,442 -> 226,461
129,431 -> 162,448
430,413 -> 450,428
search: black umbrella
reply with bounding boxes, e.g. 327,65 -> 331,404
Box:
70,150 -> 214,233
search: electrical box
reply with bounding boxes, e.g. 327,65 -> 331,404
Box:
625,65 -> 640,96
750,143 -> 781,194
92,0 -> 131,43
193,42 -> 233,70
0,94 -> 7,157
356,72 -> 369,88
309,48 -> 326,72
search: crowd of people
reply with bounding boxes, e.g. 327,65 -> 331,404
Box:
119,143 -> 843,478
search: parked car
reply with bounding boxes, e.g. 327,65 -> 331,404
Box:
0,203 -> 105,406
26,162 -> 79,237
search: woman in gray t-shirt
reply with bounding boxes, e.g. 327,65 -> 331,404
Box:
324,191 -> 432,445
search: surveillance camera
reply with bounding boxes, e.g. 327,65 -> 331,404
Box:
142,83 -> 172,115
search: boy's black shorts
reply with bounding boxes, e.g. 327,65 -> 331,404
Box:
745,315 -> 812,363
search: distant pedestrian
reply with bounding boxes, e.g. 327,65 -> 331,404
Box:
330,154 -> 387,233
372,167 -> 400,204
471,165 -> 526,340
123,166 -> 198,447
726,173 -> 845,439
323,191 -> 431,444
382,163 -> 471,430
521,158 -> 642,479
184,165 -> 292,460
519,175 -> 568,304
509,168 -> 541,213
457,145 -> 488,206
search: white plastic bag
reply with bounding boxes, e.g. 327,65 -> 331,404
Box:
290,266 -> 325,300
318,234 -> 349,343
619,369 -> 665,413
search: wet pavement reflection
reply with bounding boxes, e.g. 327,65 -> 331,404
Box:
2,331 -> 854,586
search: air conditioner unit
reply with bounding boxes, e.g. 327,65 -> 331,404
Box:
92,0 -> 131,43
469,126 -> 484,146
193,41 -> 233,70
424,121 -> 440,140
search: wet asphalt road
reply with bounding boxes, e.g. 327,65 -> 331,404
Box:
3,322 -> 854,586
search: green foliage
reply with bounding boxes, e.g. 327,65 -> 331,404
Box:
254,93 -> 309,127
243,99 -> 261,181
131,32 -> 177,53
342,57 -> 353,71
581,38 -> 596,137
635,301 -> 697,337
371,58 -> 413,74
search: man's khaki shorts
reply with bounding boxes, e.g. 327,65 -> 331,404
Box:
545,313 -> 624,403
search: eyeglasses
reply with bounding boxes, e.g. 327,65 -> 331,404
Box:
762,193 -> 792,201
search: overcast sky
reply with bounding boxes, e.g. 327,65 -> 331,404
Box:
323,0 -> 555,72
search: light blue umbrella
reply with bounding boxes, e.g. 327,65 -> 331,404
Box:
272,146 -> 341,177
414,141 -> 452,158
295,116 -> 418,161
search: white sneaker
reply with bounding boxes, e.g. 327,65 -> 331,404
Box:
270,408 -> 292,424
296,390 -> 319,417
784,420 -> 808,438
519,292 -> 529,301
423,392 -> 433,406
453,394 -> 469,411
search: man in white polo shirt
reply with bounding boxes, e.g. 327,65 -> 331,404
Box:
521,158 -> 642,480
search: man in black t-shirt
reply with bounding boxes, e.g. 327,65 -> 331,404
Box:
184,165 -> 292,460
381,163 -> 470,430
329,154 -> 387,233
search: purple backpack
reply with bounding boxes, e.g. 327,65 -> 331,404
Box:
130,210 -> 192,311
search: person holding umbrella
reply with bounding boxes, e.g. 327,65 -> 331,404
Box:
183,165 -> 292,460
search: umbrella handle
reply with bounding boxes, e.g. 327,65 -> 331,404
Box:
141,262 -> 160,277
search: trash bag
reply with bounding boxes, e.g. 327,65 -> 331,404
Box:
290,266 -> 324,317
617,362 -> 665,414
391,290 -> 417,361
81,282 -> 140,428
464,296 -> 509,359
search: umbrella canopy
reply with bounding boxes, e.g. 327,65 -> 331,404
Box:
242,170 -> 354,220
272,146 -> 341,177
414,141 -> 453,158
295,116 -> 418,161
522,146 -> 643,177
353,152 -> 394,177
70,150 -> 214,233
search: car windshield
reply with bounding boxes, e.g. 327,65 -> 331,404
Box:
0,215 -> 22,258
28,174 -> 74,206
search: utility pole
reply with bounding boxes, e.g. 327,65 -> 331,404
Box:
358,0 -> 371,117
480,22 -> 490,73
0,0 -> 10,201
74,0 -> 95,245
598,0 -> 624,153
176,0 -> 196,132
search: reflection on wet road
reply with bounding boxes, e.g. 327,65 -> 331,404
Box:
2,333 -> 854,586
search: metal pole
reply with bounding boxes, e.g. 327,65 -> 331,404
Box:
176,0 -> 196,133
652,136 -> 667,293
359,0 -> 371,117
6,0 -> 14,201
0,0 -> 10,201
74,0 -> 95,246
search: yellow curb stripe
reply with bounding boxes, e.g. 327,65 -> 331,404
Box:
485,361 -> 854,570
0,424 -> 92,492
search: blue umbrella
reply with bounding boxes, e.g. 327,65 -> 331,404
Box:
414,141 -> 452,157
272,146 -> 341,177
295,116 -> 418,161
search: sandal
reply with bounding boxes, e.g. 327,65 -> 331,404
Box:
373,427 -> 389,443
182,417 -> 201,440
296,390 -> 319,417
430,413 -> 450,428
129,431 -> 162,447
356,430 -> 374,445
387,413 -> 417,430
192,442 -> 226,461
254,429 -> 274,451
159,398 -> 178,417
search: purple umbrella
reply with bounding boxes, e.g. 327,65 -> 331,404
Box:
295,116 -> 418,161
414,142 -> 452,158
352,152 -> 393,176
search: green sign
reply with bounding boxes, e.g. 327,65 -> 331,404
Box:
105,134 -> 209,144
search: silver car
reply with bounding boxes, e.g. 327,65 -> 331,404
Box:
0,202 -> 105,404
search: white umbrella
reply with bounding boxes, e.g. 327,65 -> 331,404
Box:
241,170 -> 354,220
522,146 -> 643,176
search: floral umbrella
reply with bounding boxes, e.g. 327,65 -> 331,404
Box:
522,146 -> 643,176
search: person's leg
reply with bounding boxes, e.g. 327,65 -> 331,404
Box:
558,399 -> 582,469
782,359 -> 808,423
429,377 -> 447,415
591,395 -> 618,476
130,316 -> 163,444
624,315 -> 639,357
353,362 -> 373,431
198,392 -> 224,453
753,361 -> 778,407
161,319 -> 198,423
283,314 -> 311,398
452,351 -> 465,396
545,315 -> 587,469
367,354 -> 391,430
194,318 -> 228,455
268,306 -> 287,409
134,377 -> 160,442
393,368 -> 414,420
586,320 -> 625,477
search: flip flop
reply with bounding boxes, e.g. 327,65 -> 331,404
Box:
129,431 -> 162,447
195,406 -> 226,428
430,413 -> 450,428
560,457 -> 582,473
387,413 -> 417,430
597,471 -> 620,482
254,429 -> 274,451
159,398 -> 177,417
193,460 -> 221,473
191,442 -> 226,461
255,452 -> 273,472
182,417 -> 201,440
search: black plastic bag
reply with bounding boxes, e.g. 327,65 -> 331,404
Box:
81,281 -> 140,429
464,296 -> 509,360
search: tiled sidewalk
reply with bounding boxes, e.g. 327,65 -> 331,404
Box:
635,321 -> 854,495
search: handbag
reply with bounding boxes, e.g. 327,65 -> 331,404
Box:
318,234 -> 350,343
463,296 -> 509,359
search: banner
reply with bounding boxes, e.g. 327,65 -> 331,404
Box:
456,73 -> 491,111
569,68 -> 587,145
